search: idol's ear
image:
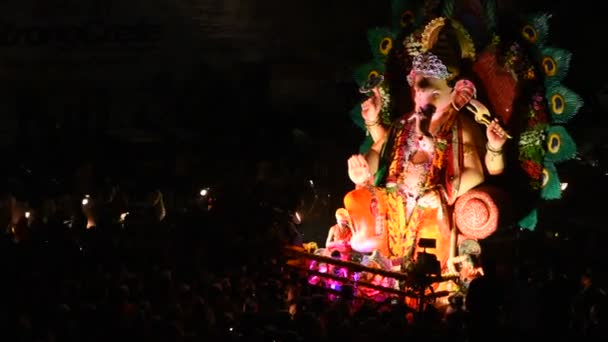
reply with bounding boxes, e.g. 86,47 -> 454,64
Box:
451,79 -> 476,110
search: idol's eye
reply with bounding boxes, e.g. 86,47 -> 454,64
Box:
432,91 -> 440,99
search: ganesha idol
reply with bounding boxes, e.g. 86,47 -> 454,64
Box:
342,50 -> 510,276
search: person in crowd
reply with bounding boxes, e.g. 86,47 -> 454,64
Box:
325,208 -> 353,251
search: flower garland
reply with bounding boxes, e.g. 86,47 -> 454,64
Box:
378,82 -> 392,125
385,114 -> 451,194
404,32 -> 424,57
386,118 -> 410,185
518,93 -> 549,188
503,42 -> 537,81
503,40 -> 551,190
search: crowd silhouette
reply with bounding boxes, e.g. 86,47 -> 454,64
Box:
0,160 -> 606,342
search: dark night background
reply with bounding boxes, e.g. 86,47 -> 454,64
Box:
0,0 -> 606,238
2,1 -> 608,341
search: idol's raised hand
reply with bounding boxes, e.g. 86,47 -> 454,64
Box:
348,154 -> 372,186
361,87 -> 382,125
466,99 -> 510,150
486,118 -> 508,152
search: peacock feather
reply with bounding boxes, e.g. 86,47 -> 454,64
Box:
544,125 -> 577,164
440,0 -> 454,18
540,47 -> 572,84
390,0 -> 424,31
521,13 -> 551,46
367,27 -> 397,62
545,84 -> 584,124
518,209 -> 538,231
483,0 -> 497,32
540,161 -> 562,200
352,61 -> 386,88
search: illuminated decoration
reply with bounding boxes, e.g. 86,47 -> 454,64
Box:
297,0 -> 583,309
119,212 -> 129,222
284,246 -> 456,308
407,51 -> 453,84
420,17 -> 476,59
294,212 -> 302,224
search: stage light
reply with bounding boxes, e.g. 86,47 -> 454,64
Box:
294,211 -> 302,224
200,188 -> 209,197
25,211 -> 30,219
119,212 -> 129,222
560,182 -> 568,190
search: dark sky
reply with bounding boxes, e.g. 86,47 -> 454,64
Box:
0,0 -> 602,142
0,0 -> 605,229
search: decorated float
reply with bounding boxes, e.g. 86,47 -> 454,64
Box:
285,0 -> 582,310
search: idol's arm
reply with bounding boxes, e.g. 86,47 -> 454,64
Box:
485,145 -> 505,175
484,118 -> 508,175
360,87 -> 388,177
455,117 -> 486,197
364,138 -> 385,178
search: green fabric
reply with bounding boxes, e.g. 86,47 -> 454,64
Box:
350,105 -> 365,131
358,135 -> 373,155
